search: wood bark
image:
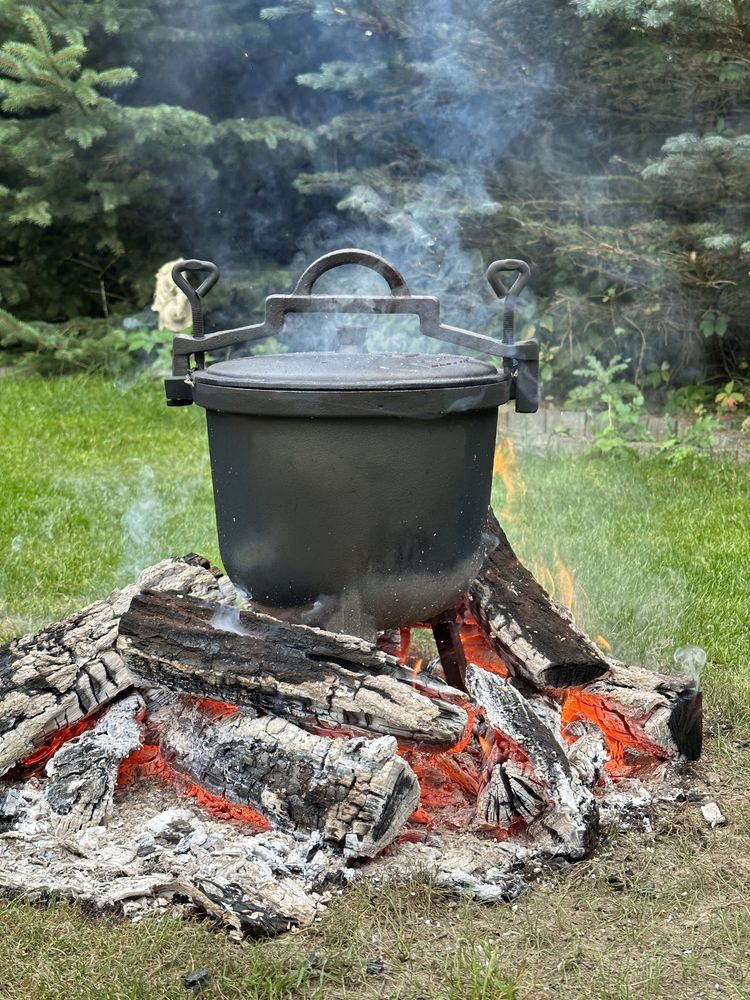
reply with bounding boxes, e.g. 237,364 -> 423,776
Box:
45,693 -> 144,835
466,664 -> 597,859
156,698 -> 419,857
118,590 -> 468,748
0,555 -> 231,778
468,509 -> 609,688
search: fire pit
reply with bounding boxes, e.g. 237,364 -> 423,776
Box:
164,249 -> 540,632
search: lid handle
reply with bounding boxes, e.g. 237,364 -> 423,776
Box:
293,249 -> 410,297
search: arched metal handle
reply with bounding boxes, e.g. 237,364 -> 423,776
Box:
171,259 -> 220,340
485,259 -> 530,301
293,249 -> 411,297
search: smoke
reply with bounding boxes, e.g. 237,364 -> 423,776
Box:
673,645 -> 707,686
118,464 -> 162,579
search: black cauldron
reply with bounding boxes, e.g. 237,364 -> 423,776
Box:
165,249 -> 539,632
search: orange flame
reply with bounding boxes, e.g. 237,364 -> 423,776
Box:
492,436 -> 526,521
531,549 -> 577,613
554,551 -> 575,612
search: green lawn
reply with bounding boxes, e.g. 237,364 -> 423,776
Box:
1,374 -> 749,1000
2,374 -> 748,725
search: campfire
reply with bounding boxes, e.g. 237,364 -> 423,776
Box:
0,512 -> 701,936
0,251 -> 702,937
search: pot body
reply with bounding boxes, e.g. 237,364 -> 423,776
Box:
204,407 -> 498,631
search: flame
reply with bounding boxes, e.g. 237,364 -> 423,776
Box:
117,744 -> 269,829
492,436 -> 526,521
554,552 -> 575,611
410,657 -> 424,690
530,549 -> 577,613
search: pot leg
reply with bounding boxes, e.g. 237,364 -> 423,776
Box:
430,610 -> 468,692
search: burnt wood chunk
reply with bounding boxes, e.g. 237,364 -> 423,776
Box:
45,693 -> 144,834
160,872 -> 319,936
156,699 -> 419,857
466,664 -> 598,858
565,660 -> 702,761
468,509 -> 610,688
117,590 -> 468,748
0,556 -> 229,778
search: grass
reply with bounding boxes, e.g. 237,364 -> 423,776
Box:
0,374 -> 749,1000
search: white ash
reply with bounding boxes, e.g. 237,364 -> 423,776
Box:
0,745 -> 707,931
700,801 -> 726,828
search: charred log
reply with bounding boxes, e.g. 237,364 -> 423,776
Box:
468,509 -> 609,688
118,590 -> 468,748
563,660 -> 702,761
0,556 -> 231,778
466,665 -> 597,858
45,693 -> 144,835
160,871 -> 319,936
156,698 -> 419,857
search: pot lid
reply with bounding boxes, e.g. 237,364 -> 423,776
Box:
194,352 -> 500,391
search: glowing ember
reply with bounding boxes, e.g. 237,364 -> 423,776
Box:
457,615 -> 508,677
561,689 -> 668,760
118,742 -> 269,828
6,710 -> 106,778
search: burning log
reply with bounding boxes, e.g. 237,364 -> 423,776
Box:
466,665 -> 597,858
45,693 -> 144,835
155,698 -> 419,857
0,556 -> 228,778
468,509 -> 609,688
562,660 -> 702,761
117,590 -> 468,748
468,511 -> 701,760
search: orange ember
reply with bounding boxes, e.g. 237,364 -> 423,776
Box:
561,689 -> 668,761
457,616 -> 509,677
117,744 -> 269,829
401,747 -> 480,825
6,710 -> 106,778
184,696 -> 238,720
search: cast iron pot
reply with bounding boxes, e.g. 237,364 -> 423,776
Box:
165,249 -> 539,631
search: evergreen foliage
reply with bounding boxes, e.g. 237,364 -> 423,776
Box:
0,0 -> 747,393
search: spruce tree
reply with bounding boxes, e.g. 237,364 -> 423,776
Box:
0,3 -> 313,321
